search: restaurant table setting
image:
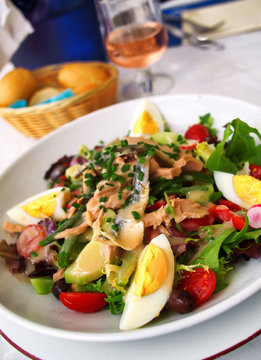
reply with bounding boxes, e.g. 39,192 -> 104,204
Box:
0,0 -> 261,359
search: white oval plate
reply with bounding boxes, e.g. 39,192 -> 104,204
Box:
0,94 -> 261,345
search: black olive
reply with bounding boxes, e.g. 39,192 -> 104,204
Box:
52,279 -> 71,299
167,289 -> 194,314
50,165 -> 67,182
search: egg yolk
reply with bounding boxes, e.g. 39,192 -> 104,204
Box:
233,174 -> 261,206
135,243 -> 168,297
133,111 -> 159,135
23,192 -> 59,218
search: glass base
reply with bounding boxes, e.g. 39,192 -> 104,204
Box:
120,68 -> 174,100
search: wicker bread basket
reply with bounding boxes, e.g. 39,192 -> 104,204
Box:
0,62 -> 118,138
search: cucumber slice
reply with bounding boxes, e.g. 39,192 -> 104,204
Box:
186,184 -> 214,205
151,132 -> 179,145
117,249 -> 140,286
30,276 -> 54,295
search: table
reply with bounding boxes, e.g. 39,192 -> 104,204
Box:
1,30 -> 261,359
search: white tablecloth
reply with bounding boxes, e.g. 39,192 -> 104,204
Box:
1,30 -> 261,359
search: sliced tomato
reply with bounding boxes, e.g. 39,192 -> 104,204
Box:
60,292 -> 107,313
217,199 -> 242,212
231,214 -> 246,231
249,164 -> 261,180
147,195 -> 176,212
147,199 -> 166,212
185,124 -> 209,142
180,215 -> 213,232
17,224 -> 47,258
177,268 -> 216,306
209,205 -> 231,222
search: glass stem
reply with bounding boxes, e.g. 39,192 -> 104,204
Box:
134,68 -> 154,94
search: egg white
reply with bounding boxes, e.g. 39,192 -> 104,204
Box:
119,234 -> 175,330
7,187 -> 71,226
214,171 -> 249,209
129,99 -> 165,137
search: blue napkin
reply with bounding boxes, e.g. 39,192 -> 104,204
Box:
8,99 -> 27,108
36,88 -> 74,105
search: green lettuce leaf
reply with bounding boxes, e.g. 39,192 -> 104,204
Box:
205,118 -> 261,173
205,124 -> 238,173
193,228 -> 235,273
225,119 -> 261,165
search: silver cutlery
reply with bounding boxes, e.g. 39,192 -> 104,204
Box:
164,23 -> 225,50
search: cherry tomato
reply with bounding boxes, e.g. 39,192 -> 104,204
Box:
249,164 -> 261,180
185,124 -> 209,142
209,205 -> 231,222
217,199 -> 242,212
60,292 -> 107,313
177,268 -> 216,306
180,215 -> 213,232
17,224 -> 46,258
231,214 -> 246,231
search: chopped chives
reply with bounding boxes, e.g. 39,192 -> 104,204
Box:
84,173 -> 94,179
99,197 -> 107,203
164,192 -> 184,232
105,182 -> 114,187
111,224 -> 119,232
121,140 -> 128,147
131,211 -> 141,220
138,156 -> 145,164
84,180 -> 93,187
121,164 -> 130,172
72,202 -> 80,209
137,169 -> 144,181
118,189 -> 122,200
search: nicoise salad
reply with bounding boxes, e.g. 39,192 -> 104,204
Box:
1,100 -> 261,330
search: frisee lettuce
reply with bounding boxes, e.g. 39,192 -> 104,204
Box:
199,113 -> 217,137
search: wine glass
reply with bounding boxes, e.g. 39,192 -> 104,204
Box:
94,0 -> 173,99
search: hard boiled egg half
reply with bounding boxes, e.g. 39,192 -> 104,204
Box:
120,234 -> 175,330
7,187 -> 71,226
214,171 -> 261,209
129,100 -> 165,137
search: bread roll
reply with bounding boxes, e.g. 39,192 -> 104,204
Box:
29,87 -> 62,106
58,63 -> 109,91
0,68 -> 36,107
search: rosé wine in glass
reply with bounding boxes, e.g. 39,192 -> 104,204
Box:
95,0 -> 173,98
105,21 -> 168,68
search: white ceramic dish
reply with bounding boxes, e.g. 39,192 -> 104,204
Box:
0,94 -> 261,346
